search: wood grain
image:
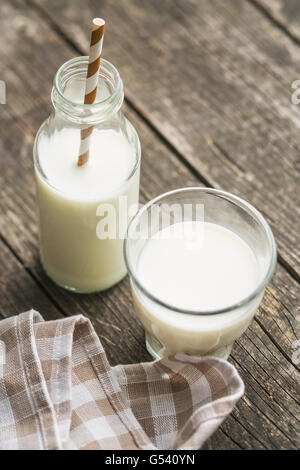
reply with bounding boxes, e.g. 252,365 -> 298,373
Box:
0,236 -> 63,321
251,0 -> 300,43
0,0 -> 299,449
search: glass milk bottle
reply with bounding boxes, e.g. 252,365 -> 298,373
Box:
33,57 -> 141,293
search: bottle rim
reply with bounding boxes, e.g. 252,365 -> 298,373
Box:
52,56 -> 124,124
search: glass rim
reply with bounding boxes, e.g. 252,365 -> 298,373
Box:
124,187 -> 277,316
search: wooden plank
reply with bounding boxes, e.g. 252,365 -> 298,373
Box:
0,0 -> 299,449
0,236 -> 62,320
251,0 -> 300,43
28,0 -> 300,277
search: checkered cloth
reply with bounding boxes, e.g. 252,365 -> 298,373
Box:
0,310 -> 244,450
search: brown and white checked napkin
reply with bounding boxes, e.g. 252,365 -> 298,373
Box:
0,310 -> 244,450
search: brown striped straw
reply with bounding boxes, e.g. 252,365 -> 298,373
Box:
77,18 -> 105,167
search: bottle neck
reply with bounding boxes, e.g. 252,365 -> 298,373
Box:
52,57 -> 124,125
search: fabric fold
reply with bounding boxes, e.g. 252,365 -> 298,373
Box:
0,310 -> 244,450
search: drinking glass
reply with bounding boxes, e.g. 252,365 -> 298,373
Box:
124,187 -> 276,359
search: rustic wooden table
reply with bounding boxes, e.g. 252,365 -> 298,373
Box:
0,0 -> 299,450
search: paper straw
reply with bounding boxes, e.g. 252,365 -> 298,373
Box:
78,18 -> 105,167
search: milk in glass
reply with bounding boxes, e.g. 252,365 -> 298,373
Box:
131,221 -> 264,359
